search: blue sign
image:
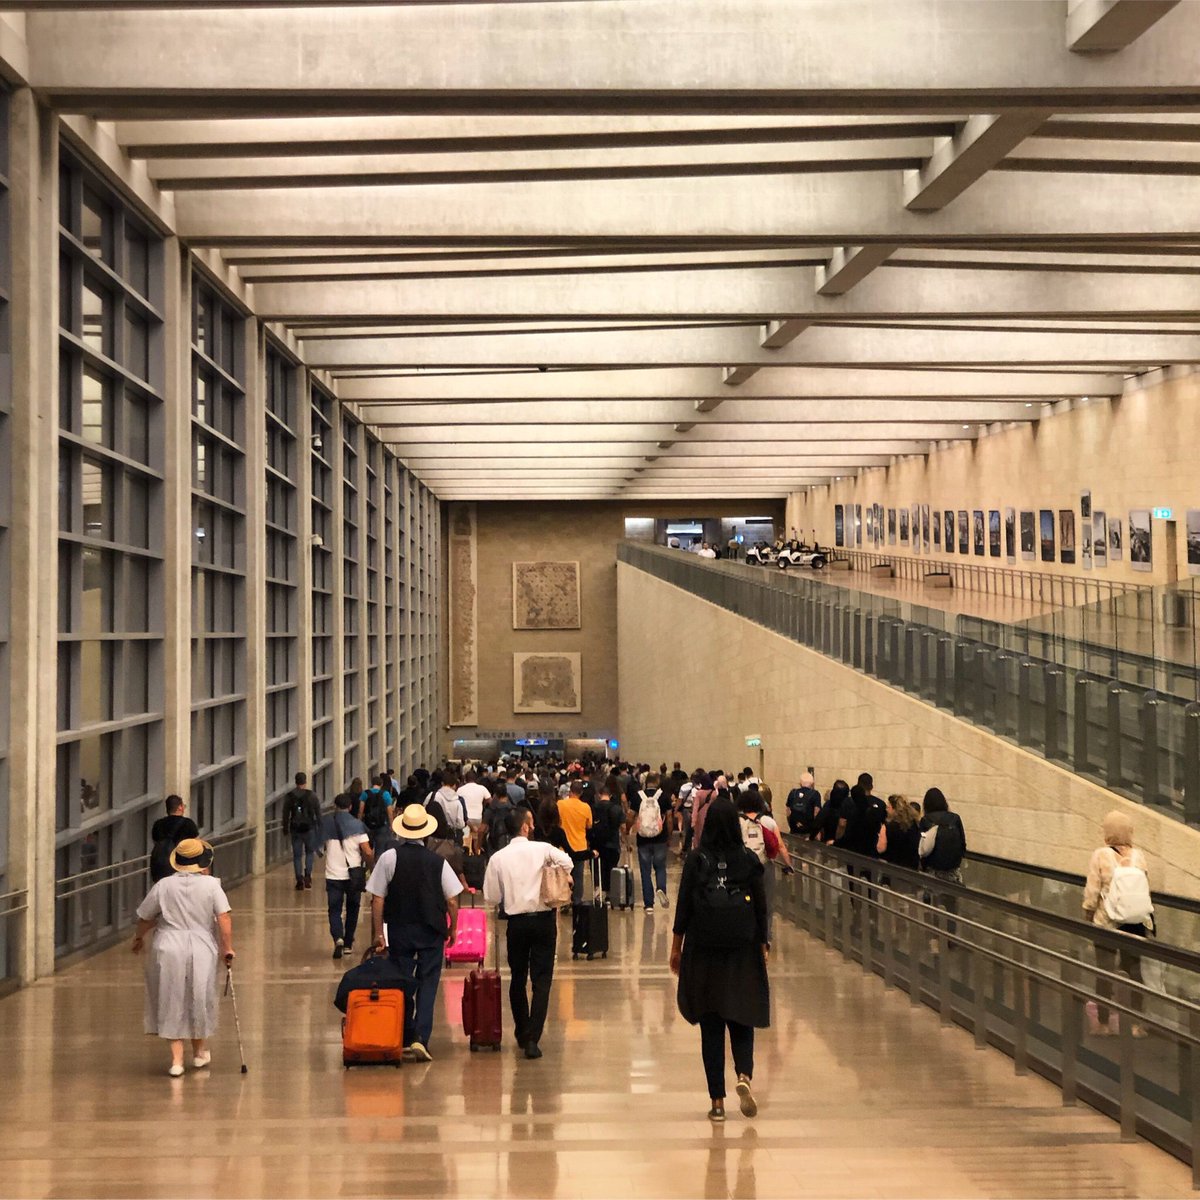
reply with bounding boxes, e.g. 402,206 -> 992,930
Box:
1153,507 -> 1173,520
515,738 -> 548,747
608,739 -> 619,750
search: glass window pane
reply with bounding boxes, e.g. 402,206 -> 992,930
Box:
81,187 -> 109,263
81,280 -> 108,355
81,367 -> 109,448
81,457 -> 112,541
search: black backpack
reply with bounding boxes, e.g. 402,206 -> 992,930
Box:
362,789 -> 388,831
288,790 -> 312,834
926,814 -> 965,872
687,852 -> 758,950
487,801 -> 514,853
149,838 -> 175,883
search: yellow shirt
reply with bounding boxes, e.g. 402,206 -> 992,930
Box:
557,796 -> 593,854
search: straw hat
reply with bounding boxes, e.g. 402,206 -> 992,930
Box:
392,803 -> 438,840
169,838 -> 214,874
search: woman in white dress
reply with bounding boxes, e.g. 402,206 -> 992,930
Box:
132,839 -> 235,1077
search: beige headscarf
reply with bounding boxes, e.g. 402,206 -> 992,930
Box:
1101,810 -> 1135,849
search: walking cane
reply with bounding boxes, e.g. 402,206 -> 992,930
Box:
223,954 -> 249,1074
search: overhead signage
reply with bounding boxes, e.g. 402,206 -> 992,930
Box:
1152,507 -> 1173,520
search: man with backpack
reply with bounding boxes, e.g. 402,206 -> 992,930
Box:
283,772 -> 323,891
631,773 -> 673,912
785,773 -> 822,837
359,775 -> 392,851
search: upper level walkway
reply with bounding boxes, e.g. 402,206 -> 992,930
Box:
0,857 -> 1192,1199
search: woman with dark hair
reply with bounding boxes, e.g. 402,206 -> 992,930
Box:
669,796 -> 770,1124
535,796 -> 572,856
918,788 -> 967,883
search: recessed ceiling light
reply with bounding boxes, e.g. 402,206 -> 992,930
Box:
962,424 -> 969,429
1026,403 -> 1033,408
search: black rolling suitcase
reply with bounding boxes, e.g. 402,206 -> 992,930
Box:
571,859 -> 609,960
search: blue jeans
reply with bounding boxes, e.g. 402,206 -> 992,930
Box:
637,842 -> 668,908
291,829 -> 318,880
326,879 -> 361,946
388,933 -> 445,1049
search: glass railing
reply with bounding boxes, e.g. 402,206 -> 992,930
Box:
776,841 -> 1200,1181
618,542 -> 1200,827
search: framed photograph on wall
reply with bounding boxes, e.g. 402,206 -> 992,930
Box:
888,508 -> 896,544
876,504 -> 884,546
1081,490 -> 1092,520
834,505 -> 845,547
922,505 -> 930,551
1004,508 -> 1016,563
988,509 -> 1001,558
1093,512 -> 1107,568
1130,509 -> 1152,571
899,508 -> 909,543
1188,510 -> 1200,575
911,505 -> 920,551
1109,516 -> 1123,561
958,510 -> 969,554
933,509 -> 942,547
1020,511 -> 1036,561
1081,510 -> 1092,571
1059,508 -> 1076,565
1040,510 -> 1055,563
972,509 -> 985,556
855,504 -> 863,546
866,507 -> 874,542
945,509 -> 955,554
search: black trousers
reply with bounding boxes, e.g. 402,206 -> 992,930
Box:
506,910 -> 558,1047
598,846 -> 621,892
698,1014 -> 754,1100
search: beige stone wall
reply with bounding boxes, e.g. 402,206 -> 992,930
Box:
786,367 -> 1200,588
441,499 -> 783,751
616,563 -> 1200,900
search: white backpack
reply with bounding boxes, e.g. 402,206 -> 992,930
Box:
636,790 -> 664,838
1102,848 -> 1153,926
740,815 -> 767,864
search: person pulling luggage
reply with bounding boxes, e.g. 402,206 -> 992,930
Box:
483,807 -> 574,1060
366,804 -> 464,1062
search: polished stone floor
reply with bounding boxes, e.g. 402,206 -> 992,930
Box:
0,861 -> 1192,1199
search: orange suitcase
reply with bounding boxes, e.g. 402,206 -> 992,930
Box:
342,987 -> 405,1067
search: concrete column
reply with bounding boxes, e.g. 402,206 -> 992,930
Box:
356,428 -> 370,773
8,91 -> 59,981
243,321 -> 267,874
292,363 -> 314,786
161,241 -> 191,795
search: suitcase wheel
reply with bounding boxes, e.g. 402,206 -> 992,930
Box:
572,953 -> 578,960
469,1043 -> 478,1052
602,952 -> 608,959
587,953 -> 594,961
492,1044 -> 501,1053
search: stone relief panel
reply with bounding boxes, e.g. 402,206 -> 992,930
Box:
447,502 -> 478,725
513,652 -> 582,714
512,560 -> 581,630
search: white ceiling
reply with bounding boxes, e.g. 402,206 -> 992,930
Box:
19,0 -> 1200,499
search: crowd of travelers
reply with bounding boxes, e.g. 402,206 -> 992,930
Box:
131,755 -> 1154,1111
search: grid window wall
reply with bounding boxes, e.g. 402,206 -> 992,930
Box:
0,92 -> 11,975
341,414 -> 362,785
382,453 -> 397,766
264,345 -> 298,823
190,280 -> 246,837
365,437 -> 381,771
310,385 -> 334,801
56,151 -> 165,953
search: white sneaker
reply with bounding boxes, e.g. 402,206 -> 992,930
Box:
168,1064 -> 185,1078
192,1052 -> 211,1069
656,889 -> 669,909
408,1041 -> 432,1062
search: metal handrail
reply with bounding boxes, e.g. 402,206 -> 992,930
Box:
780,847 -> 1200,1180
55,822 -> 265,901
788,836 -> 1200,974
0,887 -> 28,917
837,547 -> 1147,607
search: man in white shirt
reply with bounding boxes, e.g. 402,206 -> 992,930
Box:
367,804 -> 465,1062
321,793 -> 374,960
698,542 -> 717,560
483,808 -> 573,1060
457,771 -> 491,853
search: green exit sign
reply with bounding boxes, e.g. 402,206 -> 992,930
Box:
745,735 -> 762,748
1153,507 -> 1173,520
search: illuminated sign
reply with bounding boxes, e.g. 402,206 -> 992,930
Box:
1152,507 -> 1173,520
745,735 -> 762,748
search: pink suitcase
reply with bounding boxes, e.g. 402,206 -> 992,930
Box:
445,904 -> 487,967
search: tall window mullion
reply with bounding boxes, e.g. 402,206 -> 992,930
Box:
383,452 -> 397,766
365,436 -> 380,769
55,150 -> 165,955
264,345 -> 298,821
341,414 -> 361,784
189,280 -> 246,838
310,385 -> 334,800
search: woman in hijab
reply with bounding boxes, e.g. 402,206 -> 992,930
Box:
1082,810 -> 1153,1038
669,796 -> 770,1123
132,839 -> 235,1076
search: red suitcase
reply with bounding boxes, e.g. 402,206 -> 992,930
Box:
445,902 -> 487,967
461,905 -> 502,1051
